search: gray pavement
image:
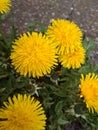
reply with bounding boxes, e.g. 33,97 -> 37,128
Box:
2,0 -> 98,41
2,0 -> 98,64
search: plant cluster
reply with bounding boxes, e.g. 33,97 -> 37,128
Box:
0,1 -> 98,130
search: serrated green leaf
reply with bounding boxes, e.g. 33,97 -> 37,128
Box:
57,118 -> 68,125
39,23 -> 46,34
27,21 -> 36,32
0,88 -> 6,93
78,65 -> 91,74
55,101 -> 63,116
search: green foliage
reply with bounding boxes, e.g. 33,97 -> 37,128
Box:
0,14 -> 98,130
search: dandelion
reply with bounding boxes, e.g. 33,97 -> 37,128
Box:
59,46 -> 85,69
0,94 -> 46,130
0,0 -> 11,14
10,32 -> 57,78
46,19 -> 83,55
79,73 -> 98,113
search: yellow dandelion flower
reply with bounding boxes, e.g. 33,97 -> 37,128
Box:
0,0 -> 11,14
10,32 -> 57,78
0,94 -> 46,130
46,19 -> 82,55
79,73 -> 98,113
59,46 -> 85,69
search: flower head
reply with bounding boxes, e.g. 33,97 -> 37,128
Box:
59,46 -> 85,69
46,19 -> 83,55
0,94 -> 46,130
0,0 -> 11,14
79,73 -> 98,113
10,32 -> 57,78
